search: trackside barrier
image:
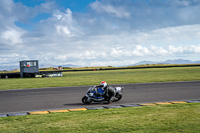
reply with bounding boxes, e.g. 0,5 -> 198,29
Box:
0,100 -> 200,117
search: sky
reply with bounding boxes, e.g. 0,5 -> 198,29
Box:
1,0 -> 200,69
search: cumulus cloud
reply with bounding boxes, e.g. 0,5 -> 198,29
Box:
1,0 -> 200,69
91,1 -> 130,18
1,28 -> 24,45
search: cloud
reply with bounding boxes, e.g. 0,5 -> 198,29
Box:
1,0 -> 200,69
150,46 -> 169,56
56,25 -> 71,36
133,45 -> 151,56
91,1 -> 130,18
1,28 -> 24,45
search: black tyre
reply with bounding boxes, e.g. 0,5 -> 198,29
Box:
115,94 -> 122,101
82,96 -> 92,104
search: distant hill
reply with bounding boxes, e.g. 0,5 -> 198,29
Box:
133,59 -> 200,66
133,61 -> 159,65
61,64 -> 79,67
0,66 -> 18,71
193,61 -> 200,64
162,59 -> 193,64
39,64 -> 78,68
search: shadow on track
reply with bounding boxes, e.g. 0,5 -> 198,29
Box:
64,102 -> 109,106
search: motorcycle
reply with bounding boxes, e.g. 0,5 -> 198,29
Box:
82,85 -> 124,104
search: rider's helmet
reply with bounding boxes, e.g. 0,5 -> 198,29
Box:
100,81 -> 107,89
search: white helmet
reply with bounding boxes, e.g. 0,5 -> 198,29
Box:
100,81 -> 107,88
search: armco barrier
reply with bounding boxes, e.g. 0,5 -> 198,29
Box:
62,64 -> 200,72
0,100 -> 200,118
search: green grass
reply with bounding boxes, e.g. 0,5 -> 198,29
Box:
0,103 -> 200,133
1,67 -> 200,90
1,67 -> 200,132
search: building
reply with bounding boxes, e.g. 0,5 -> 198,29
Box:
19,60 -> 39,78
0,60 -> 63,78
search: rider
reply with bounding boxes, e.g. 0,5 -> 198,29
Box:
98,81 -> 116,103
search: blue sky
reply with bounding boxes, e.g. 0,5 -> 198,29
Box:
1,0 -> 200,69
14,0 -> 95,11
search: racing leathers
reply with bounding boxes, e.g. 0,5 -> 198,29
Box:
97,85 -> 116,103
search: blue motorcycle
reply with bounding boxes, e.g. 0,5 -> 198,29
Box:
82,85 -> 124,104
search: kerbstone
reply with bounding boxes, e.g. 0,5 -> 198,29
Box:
8,112 -> 28,117
0,114 -> 7,117
86,107 -> 105,110
120,104 -> 141,107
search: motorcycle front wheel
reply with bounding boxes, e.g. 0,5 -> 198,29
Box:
82,96 -> 92,104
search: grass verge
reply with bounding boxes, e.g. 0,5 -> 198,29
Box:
0,66 -> 200,90
0,103 -> 200,133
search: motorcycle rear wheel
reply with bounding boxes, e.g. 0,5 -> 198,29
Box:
115,94 -> 122,101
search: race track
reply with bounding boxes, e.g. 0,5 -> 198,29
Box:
0,81 -> 200,114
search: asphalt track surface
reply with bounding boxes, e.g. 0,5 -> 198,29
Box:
0,81 -> 200,114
